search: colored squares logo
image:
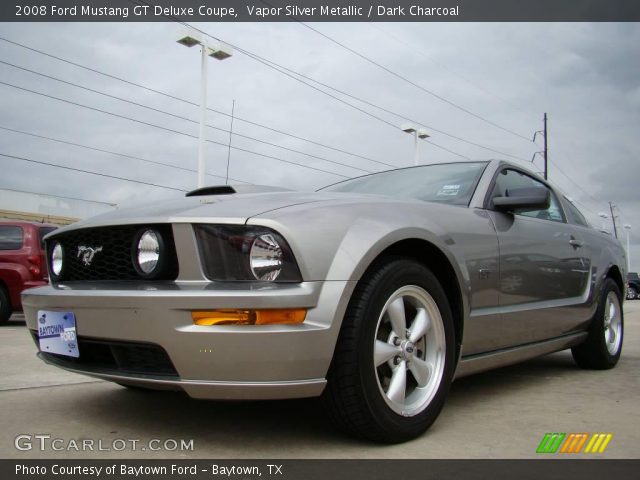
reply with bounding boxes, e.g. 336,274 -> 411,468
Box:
537,433 -> 613,454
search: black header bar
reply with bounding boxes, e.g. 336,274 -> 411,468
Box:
2,0 -> 640,22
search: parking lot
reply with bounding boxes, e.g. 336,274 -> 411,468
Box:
1,302 -> 639,459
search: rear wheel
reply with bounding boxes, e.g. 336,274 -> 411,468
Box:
572,278 -> 623,369
626,286 -> 637,300
0,286 -> 12,325
323,258 -> 455,443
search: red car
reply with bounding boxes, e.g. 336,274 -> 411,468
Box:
0,221 -> 57,323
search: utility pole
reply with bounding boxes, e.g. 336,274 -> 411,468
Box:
532,113 -> 548,179
609,201 -> 619,239
543,113 -> 548,180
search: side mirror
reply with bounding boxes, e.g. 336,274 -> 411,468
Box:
493,187 -> 550,213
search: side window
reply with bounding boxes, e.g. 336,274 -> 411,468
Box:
563,198 -> 590,228
0,226 -> 24,250
491,169 -> 564,223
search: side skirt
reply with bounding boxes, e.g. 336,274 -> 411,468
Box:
454,332 -> 588,379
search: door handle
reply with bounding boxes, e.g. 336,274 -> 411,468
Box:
569,239 -> 583,248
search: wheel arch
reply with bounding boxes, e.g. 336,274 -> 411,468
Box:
355,238 -> 466,364
606,264 -> 625,298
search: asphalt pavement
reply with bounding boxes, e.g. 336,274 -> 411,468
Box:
1,302 -> 639,459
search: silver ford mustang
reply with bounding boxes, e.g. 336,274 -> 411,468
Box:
23,160 -> 626,443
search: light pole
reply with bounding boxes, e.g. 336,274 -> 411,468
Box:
598,212 -> 609,233
401,125 -> 430,166
623,224 -> 632,271
177,30 -> 232,188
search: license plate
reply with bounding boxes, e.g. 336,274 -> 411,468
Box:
37,310 -> 79,358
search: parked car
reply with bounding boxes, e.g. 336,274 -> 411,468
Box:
23,160 -> 626,443
0,221 -> 57,323
627,272 -> 640,300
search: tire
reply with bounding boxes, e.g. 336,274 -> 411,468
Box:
323,257 -> 455,443
0,285 -> 12,325
572,278 -> 623,369
626,286 -> 637,301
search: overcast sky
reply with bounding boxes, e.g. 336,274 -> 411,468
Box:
0,21 -> 638,269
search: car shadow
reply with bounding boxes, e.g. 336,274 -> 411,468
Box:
447,351 -> 578,404
67,351 -> 583,449
1,320 -> 26,327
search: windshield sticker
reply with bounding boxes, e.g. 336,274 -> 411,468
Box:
437,184 -> 461,196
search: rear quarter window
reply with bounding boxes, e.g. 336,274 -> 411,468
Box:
0,226 -> 24,250
562,197 -> 590,228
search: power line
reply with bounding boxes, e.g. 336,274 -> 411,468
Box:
228,45 -> 472,160
0,35 -> 387,169
172,19 -> 527,162
367,23 -> 539,124
255,2 -> 506,139
234,49 -> 528,162
546,178 -> 599,217
0,28 -> 521,166
0,30 -> 481,164
0,125 -> 251,185
171,24 -> 471,161
0,153 -> 188,192
548,157 -> 601,205
297,21 -> 532,142
0,58 -> 373,174
118,6 -> 473,162
0,185 -> 117,207
0,80 -> 351,179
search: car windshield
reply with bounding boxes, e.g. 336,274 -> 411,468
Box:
320,162 -> 488,206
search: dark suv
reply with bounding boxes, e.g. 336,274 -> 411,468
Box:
0,221 -> 57,323
628,272 -> 640,300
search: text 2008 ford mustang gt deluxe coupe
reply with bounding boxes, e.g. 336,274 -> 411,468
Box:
23,160 -> 626,442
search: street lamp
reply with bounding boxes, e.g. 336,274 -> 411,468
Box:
623,224 -> 632,271
401,125 -> 430,166
598,212 -> 609,233
177,30 -> 232,188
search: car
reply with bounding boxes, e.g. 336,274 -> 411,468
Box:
22,160 -> 626,443
627,272 -> 639,300
0,221 -> 57,324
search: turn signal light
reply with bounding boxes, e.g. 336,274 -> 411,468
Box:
192,309 -> 306,326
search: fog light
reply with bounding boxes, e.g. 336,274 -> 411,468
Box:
51,242 -> 63,277
192,309 -> 306,326
134,229 -> 161,277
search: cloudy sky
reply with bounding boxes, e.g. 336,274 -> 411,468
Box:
0,21 -> 638,269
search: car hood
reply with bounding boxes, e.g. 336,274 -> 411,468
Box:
52,188 -> 415,234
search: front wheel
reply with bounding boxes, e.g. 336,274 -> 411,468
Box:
572,278 -> 623,369
323,258 -> 455,443
626,286 -> 637,300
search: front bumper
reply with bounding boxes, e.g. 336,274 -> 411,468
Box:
23,279 -> 354,400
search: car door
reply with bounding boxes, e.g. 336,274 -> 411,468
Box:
486,168 -> 590,348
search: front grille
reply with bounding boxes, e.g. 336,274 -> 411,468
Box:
47,224 -> 178,282
31,331 -> 179,377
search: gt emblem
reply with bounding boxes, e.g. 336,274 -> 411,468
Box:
77,245 -> 103,266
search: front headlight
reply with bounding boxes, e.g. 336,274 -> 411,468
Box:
250,234 -> 283,281
50,242 -> 64,279
194,225 -> 302,282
